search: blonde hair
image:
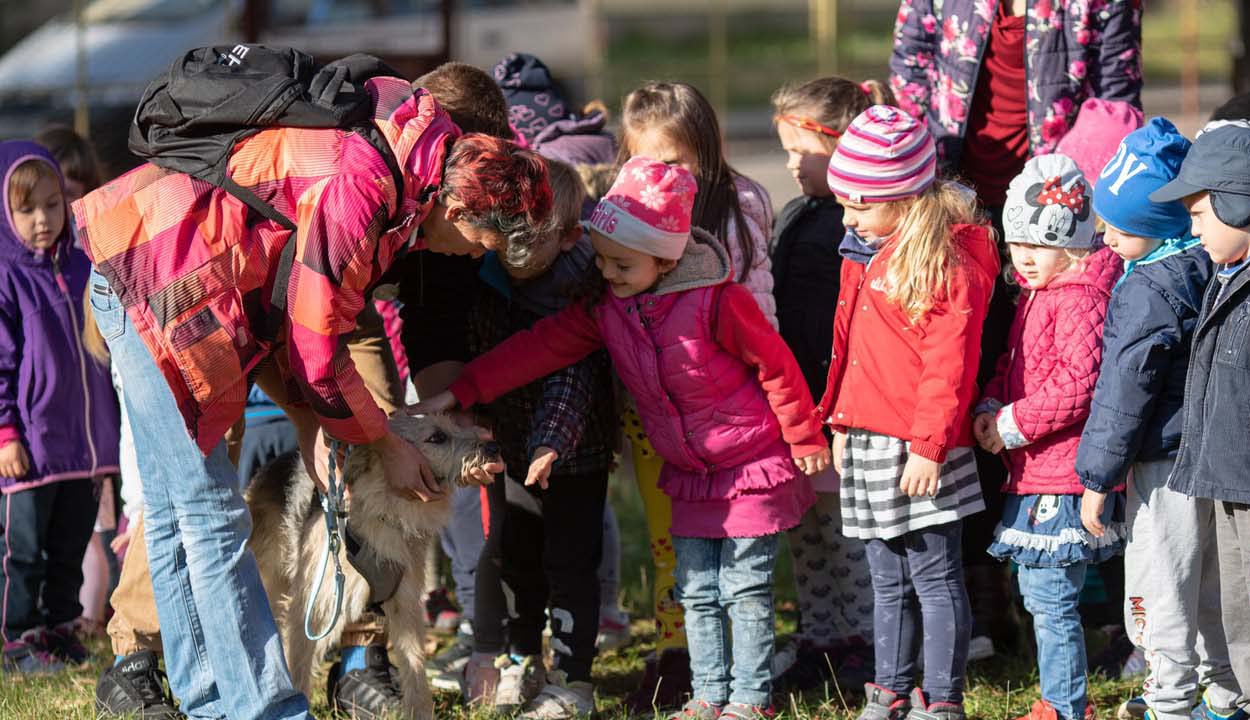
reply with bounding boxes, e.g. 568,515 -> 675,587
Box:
81,293 -> 109,365
544,159 -> 586,235
882,181 -> 981,323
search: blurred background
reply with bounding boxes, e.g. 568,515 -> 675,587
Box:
0,0 -> 1244,213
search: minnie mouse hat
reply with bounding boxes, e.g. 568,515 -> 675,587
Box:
586,157 -> 697,260
1003,154 -> 1096,249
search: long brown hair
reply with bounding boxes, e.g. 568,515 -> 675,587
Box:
618,82 -> 755,282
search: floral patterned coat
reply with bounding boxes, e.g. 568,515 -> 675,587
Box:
889,0 -> 1142,165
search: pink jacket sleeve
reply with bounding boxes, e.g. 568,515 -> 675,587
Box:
715,284 -> 826,459
450,301 -> 605,409
1007,290 -> 1110,444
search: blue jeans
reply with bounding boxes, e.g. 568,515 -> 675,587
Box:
439,484 -> 485,625
89,269 -> 309,720
1018,562 -> 1088,720
865,521 -> 971,704
673,534 -> 779,707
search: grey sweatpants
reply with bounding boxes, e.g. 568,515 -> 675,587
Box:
1126,459 -> 1245,719
1215,500 -> 1250,702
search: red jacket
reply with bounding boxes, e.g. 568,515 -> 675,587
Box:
981,245 -> 1122,495
817,224 -> 999,463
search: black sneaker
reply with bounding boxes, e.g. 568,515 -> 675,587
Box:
328,645 -> 403,719
39,622 -> 91,665
95,650 -> 183,719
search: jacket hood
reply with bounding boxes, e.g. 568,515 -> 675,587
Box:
368,80 -> 461,248
653,228 -> 732,296
532,111 -> 610,147
1028,243 -> 1122,295
954,223 -> 1001,283
0,141 -> 71,264
513,234 -> 598,316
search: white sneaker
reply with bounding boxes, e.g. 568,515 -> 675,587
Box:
968,635 -> 996,662
518,670 -> 595,719
496,654 -> 546,712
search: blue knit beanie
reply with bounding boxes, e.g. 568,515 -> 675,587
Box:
1093,117 -> 1192,240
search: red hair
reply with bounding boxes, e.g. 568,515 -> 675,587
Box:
440,134 -> 552,267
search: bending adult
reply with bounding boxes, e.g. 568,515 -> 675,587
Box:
72,78 -> 551,720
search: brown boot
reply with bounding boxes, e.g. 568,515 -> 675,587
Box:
624,648 -> 692,713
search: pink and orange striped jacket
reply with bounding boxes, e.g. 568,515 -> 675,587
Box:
73,78 -> 459,454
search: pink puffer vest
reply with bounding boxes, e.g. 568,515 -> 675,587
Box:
599,285 -> 782,484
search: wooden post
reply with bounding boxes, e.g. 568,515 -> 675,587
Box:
586,0 -> 605,104
813,0 -> 838,76
709,0 -> 728,118
73,0 -> 89,137
1180,0 -> 1199,116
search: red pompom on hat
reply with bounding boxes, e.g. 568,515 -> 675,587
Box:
586,156 -> 697,260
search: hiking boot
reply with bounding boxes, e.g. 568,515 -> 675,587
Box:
496,654 -> 546,712
424,587 -> 462,636
1193,689 -> 1249,720
834,637 -> 875,690
3,630 -> 64,675
39,621 -> 91,665
856,684 -> 911,720
518,670 -> 595,719
906,689 -> 966,720
774,636 -> 874,695
625,647 -> 693,712
464,652 -> 500,706
1116,697 -> 1147,720
719,703 -> 776,720
426,632 -> 473,692
1091,630 -> 1137,679
94,650 -> 182,719
667,699 -> 724,720
327,645 -> 403,720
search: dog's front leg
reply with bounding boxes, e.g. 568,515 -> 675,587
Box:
384,562 -> 434,719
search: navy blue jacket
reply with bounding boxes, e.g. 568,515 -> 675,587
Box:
1076,245 -> 1211,492
769,195 -> 844,402
1167,262 -> 1250,503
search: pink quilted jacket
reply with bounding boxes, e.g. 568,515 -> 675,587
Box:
981,245 -> 1123,495
728,176 -> 776,328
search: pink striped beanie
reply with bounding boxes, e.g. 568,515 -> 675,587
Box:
827,105 -> 937,203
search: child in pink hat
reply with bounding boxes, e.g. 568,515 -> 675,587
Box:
416,156 -> 831,720
1055,98 -> 1144,189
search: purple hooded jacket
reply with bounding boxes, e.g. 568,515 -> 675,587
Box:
889,0 -> 1142,164
0,141 -> 120,493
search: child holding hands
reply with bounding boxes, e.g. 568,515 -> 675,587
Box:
417,157 -> 830,720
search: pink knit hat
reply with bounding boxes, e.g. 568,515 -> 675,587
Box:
827,105 -> 936,203
1055,98 -> 1144,189
586,156 -> 697,260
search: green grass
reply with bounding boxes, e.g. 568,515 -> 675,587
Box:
0,469 -> 1145,719
598,0 -> 1234,111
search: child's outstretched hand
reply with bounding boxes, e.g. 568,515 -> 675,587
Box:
900,452 -> 941,497
1081,488 -> 1107,537
0,441 -> 29,478
795,447 -> 831,476
406,390 -> 458,417
526,446 -> 559,489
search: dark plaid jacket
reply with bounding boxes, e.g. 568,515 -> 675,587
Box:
468,239 -> 615,478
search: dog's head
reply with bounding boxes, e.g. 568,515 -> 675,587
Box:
386,413 -> 502,489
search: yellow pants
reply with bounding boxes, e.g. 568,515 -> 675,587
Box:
624,408 -> 687,653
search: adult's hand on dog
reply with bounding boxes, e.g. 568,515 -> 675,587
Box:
526,447 -> 559,489
299,428 -> 348,496
373,432 -> 443,502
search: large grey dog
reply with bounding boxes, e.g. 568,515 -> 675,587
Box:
245,414 -> 500,718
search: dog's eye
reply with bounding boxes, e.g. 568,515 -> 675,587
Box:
425,430 -> 448,445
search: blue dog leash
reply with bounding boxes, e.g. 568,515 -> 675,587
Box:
305,439 -> 350,641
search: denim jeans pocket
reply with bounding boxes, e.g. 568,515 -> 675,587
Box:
88,271 -> 125,342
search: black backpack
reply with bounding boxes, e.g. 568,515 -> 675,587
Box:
129,44 -> 406,232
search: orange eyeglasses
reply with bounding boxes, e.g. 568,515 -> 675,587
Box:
774,114 -> 842,139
